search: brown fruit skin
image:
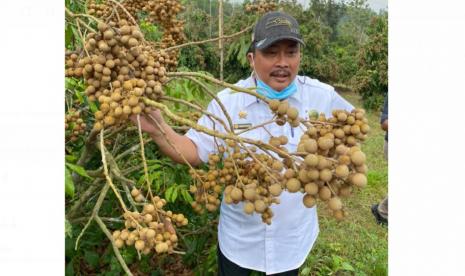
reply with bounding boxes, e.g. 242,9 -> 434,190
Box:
351,151 -> 366,166
135,240 -> 145,251
303,139 -> 318,153
230,187 -> 243,201
254,200 -> 266,213
269,183 -> 282,196
304,182 -> 319,195
328,197 -> 343,211
335,165 -> 349,178
303,194 -> 316,208
351,173 -> 367,187
243,202 -> 255,214
304,154 -> 319,167
286,107 -> 299,120
319,168 -> 333,182
318,186 -> 331,201
286,178 -> 301,193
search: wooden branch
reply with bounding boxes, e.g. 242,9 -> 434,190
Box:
167,72 -> 268,103
75,183 -> 110,250
95,216 -> 134,276
164,25 -> 253,52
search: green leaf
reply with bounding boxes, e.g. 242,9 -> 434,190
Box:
171,186 -> 178,202
181,189 -> 193,203
65,167 -> 75,198
88,99 -> 98,113
66,162 -> 92,179
341,262 -> 355,271
165,186 -> 174,202
65,154 -> 77,162
65,219 -> 73,238
301,267 -> 311,276
84,250 -> 100,269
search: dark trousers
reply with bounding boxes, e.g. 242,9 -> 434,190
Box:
217,245 -> 299,276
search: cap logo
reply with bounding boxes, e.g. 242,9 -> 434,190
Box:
256,38 -> 266,48
266,17 -> 292,29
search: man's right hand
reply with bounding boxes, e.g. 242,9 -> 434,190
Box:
130,109 -> 165,136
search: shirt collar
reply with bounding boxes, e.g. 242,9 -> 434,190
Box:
241,75 -> 302,108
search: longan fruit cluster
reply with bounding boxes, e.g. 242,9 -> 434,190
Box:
65,108 -> 87,142
71,20 -> 176,131
65,50 -> 83,78
86,0 -> 185,48
111,188 -> 187,255
268,99 -> 301,127
245,0 -> 278,13
288,109 -> 369,220
189,140 -> 285,224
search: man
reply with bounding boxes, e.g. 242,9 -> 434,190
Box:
134,11 -> 354,275
372,95 -> 388,225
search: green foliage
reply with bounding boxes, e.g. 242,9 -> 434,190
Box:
353,13 -> 388,110
65,167 -> 75,198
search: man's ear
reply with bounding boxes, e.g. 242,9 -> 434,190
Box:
247,53 -> 254,69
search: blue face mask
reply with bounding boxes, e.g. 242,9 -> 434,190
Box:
255,77 -> 297,100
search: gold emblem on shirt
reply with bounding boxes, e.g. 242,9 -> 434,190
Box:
238,110 -> 248,119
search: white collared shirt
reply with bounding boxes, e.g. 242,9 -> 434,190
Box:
185,75 -> 354,274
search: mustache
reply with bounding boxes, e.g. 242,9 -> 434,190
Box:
270,69 -> 291,77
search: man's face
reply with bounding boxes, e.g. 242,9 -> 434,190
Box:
248,40 -> 301,91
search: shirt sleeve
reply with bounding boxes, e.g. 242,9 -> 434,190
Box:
330,89 -> 354,112
380,94 -> 388,124
185,99 -> 227,164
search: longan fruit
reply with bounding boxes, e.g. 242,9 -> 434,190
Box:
286,107 -> 299,120
328,197 -> 343,211
337,112 -> 347,122
277,101 -> 289,115
304,182 -> 319,195
307,169 -> 320,181
318,137 -> 334,150
335,144 -> 349,155
339,185 -> 352,197
351,173 -> 367,187
243,188 -> 256,201
318,186 -> 331,201
123,105 -> 132,115
135,240 -> 145,251
304,154 -> 319,167
115,239 -> 125,248
104,116 -> 115,125
243,202 -> 255,214
146,229 -> 156,239
286,178 -> 301,193
351,151 -> 366,166
303,194 -> 316,208
155,242 -> 168,253
93,121 -> 103,131
254,200 -> 266,213
335,164 -> 349,178
132,106 -> 142,114
128,38 -> 139,47
271,160 -> 283,171
269,183 -> 282,196
284,169 -> 295,179
304,139 -> 318,153
319,169 -> 333,182
355,164 -> 368,173
112,230 -> 121,240
268,100 -> 280,111
230,187 -> 243,201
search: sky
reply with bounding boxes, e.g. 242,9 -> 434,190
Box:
229,0 -> 388,12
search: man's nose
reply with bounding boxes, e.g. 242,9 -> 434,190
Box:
275,52 -> 289,67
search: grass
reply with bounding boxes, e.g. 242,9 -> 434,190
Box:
300,91 -> 388,276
